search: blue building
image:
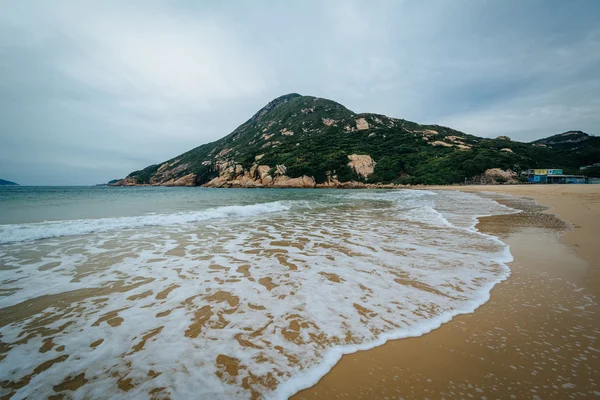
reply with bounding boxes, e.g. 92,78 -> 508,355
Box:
523,169 -> 587,184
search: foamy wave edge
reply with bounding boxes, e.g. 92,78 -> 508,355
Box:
272,193 -> 520,400
0,201 -> 292,244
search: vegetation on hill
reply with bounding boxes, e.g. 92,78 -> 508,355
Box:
582,165 -> 600,178
118,94 -> 599,186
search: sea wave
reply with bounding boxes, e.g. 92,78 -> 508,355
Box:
0,190 -> 520,400
0,201 -> 291,244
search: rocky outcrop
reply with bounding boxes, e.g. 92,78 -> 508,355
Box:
228,175 -> 262,188
429,139 -> 471,150
355,118 -> 369,131
255,165 -> 271,185
203,160 -> 316,188
347,154 -> 376,178
162,173 -> 196,186
112,159 -> 412,189
113,176 -> 139,186
204,176 -> 228,188
484,168 -> 518,182
150,160 -> 190,184
112,152 -> 399,189
430,141 -> 453,147
272,175 -> 316,188
199,156 -> 403,189
446,135 -> 466,144
275,165 -> 287,176
469,168 -> 519,184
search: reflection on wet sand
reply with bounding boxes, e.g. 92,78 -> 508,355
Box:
295,191 -> 600,400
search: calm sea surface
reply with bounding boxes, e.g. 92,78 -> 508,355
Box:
0,186 -> 516,399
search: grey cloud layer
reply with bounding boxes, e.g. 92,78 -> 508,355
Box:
1,0 -> 598,185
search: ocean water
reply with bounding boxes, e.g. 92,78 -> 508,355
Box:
0,187 -> 517,399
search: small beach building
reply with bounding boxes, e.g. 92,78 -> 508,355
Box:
523,169 -> 587,184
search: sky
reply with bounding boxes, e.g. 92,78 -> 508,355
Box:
1,0 -> 599,185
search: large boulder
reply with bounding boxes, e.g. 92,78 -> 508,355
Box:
347,154 -> 376,178
172,173 -> 196,186
256,165 -> 270,179
481,168 -> 518,184
255,165 -> 272,185
229,175 -> 262,188
272,175 -> 316,188
204,176 -> 227,188
355,118 -> 370,130
162,173 -> 196,186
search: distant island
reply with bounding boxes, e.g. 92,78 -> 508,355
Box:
0,179 -> 19,186
111,93 -> 599,187
96,179 -> 121,187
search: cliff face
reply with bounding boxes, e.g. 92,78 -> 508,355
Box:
113,94 -> 598,187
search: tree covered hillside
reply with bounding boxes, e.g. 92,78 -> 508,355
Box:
117,94 -> 598,187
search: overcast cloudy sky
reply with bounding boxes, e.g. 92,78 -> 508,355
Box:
1,0 -> 599,185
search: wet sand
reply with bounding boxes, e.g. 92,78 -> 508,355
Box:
294,185 -> 600,399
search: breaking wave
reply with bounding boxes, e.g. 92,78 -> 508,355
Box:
0,201 -> 291,244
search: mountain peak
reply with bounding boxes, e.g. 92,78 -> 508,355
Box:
274,92 -> 303,101
532,131 -> 592,149
250,93 -> 303,122
533,130 -> 590,141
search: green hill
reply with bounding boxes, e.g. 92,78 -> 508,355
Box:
0,179 -> 19,186
114,94 -> 599,187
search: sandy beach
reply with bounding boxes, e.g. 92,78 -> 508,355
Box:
294,185 -> 600,399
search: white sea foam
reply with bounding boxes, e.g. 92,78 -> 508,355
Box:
0,190 -> 518,399
0,201 -> 291,244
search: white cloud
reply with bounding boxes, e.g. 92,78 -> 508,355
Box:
49,3 -> 269,111
439,78 -> 600,140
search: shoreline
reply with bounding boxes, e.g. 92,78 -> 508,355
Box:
2,185 -> 598,398
293,184 -> 599,399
